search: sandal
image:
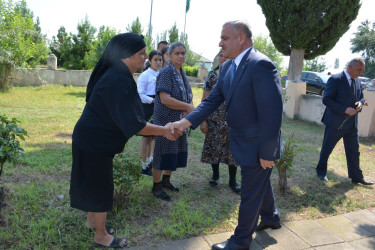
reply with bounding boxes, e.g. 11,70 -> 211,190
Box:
95,237 -> 128,248
88,225 -> 116,235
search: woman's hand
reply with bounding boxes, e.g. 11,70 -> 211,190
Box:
200,121 -> 208,134
163,122 -> 182,141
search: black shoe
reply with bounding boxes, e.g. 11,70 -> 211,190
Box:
162,182 -> 179,192
211,240 -> 248,250
229,183 -> 241,194
318,175 -> 328,181
352,178 -> 374,185
141,166 -> 152,176
152,188 -> 171,201
255,221 -> 281,231
209,177 -> 219,186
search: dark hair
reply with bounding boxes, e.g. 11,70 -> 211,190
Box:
149,50 -> 162,61
168,42 -> 186,55
157,41 -> 168,48
161,46 -> 169,56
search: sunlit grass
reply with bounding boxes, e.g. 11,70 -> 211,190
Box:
0,85 -> 374,248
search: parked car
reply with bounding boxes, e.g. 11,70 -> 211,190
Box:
358,76 -> 371,89
301,71 -> 330,96
281,71 -> 330,96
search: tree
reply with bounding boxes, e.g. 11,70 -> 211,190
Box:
351,20 -> 375,78
257,0 -> 360,81
303,56 -> 327,72
168,23 -> 179,43
253,35 -> 284,73
70,15 -> 96,69
49,26 -> 73,67
85,26 -> 118,69
126,17 -> 143,34
0,0 -> 49,90
180,33 -> 200,66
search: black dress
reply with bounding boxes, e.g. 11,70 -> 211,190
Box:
70,61 -> 146,212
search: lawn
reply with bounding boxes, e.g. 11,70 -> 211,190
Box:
0,85 -> 374,248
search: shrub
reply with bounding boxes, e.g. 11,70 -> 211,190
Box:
112,150 -> 142,207
0,114 -> 27,177
183,65 -> 198,77
275,133 -> 298,194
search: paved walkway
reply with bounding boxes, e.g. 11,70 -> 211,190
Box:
128,208 -> 375,250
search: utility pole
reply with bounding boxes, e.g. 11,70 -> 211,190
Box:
148,0 -> 153,36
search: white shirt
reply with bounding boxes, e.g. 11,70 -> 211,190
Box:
233,47 -> 252,68
344,70 -> 354,87
137,67 -> 158,104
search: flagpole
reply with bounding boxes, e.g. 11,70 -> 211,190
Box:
183,10 -> 187,42
148,0 -> 153,36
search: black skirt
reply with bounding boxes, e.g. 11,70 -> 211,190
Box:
70,143 -> 115,212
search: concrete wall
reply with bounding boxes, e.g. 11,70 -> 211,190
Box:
298,94 -> 325,125
10,69 -> 92,87
284,80 -> 375,137
9,68 -> 203,87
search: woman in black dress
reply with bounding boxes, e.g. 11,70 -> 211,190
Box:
70,33 -> 178,248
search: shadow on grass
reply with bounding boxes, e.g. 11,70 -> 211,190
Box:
65,91 -> 86,98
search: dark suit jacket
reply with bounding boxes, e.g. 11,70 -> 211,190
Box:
186,48 -> 283,166
321,71 -> 365,130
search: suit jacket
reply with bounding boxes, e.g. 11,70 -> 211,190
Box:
186,48 -> 283,166
321,71 -> 365,130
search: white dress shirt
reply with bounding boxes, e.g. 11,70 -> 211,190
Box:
137,67 -> 158,104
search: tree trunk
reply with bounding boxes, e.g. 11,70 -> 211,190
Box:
278,168 -> 287,194
287,48 -> 305,81
0,64 -> 12,90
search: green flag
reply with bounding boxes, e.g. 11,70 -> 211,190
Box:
186,0 -> 190,13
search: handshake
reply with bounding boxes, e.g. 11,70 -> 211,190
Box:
162,118 -> 193,141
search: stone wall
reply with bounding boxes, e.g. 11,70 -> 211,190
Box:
9,68 -> 203,87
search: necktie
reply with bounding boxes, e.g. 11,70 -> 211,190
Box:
230,60 -> 237,83
351,78 -> 355,94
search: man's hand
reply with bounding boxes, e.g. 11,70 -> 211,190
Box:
200,121 -> 208,134
345,107 -> 357,116
260,158 -> 274,169
173,118 -> 192,133
163,122 -> 182,141
355,101 -> 362,112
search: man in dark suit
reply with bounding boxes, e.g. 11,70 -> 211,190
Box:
174,21 -> 282,250
316,58 -> 373,185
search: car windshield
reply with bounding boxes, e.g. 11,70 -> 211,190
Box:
317,73 -> 330,83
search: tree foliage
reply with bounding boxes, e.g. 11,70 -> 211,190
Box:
0,0 -> 49,90
49,16 -> 96,70
126,17 -> 143,34
257,0 -> 360,81
85,26 -> 118,69
351,20 -> 375,78
168,23 -> 179,43
303,56 -> 327,72
253,35 -> 284,73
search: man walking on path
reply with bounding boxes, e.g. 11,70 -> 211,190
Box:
316,58 -> 373,185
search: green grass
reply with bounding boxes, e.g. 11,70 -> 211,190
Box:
0,85 -> 374,248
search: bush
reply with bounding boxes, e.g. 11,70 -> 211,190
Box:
112,150 -> 142,207
183,65 -> 198,77
275,133 -> 298,194
0,114 -> 27,177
